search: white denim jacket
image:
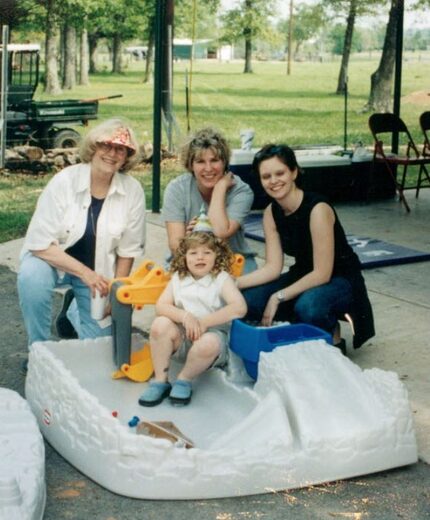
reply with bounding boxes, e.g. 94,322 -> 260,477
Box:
22,163 -> 146,279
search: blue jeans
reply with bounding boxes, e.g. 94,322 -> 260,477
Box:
242,254 -> 258,275
242,271 -> 353,335
17,252 -> 111,346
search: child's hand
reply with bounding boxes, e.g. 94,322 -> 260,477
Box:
183,312 -> 201,341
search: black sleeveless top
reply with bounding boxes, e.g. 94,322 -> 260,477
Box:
271,191 -> 375,348
271,191 -> 361,281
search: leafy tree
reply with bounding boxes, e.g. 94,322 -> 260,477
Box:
89,0 -> 151,74
79,27 -> 89,85
294,4 -> 326,56
364,0 -> 401,112
2,0 -> 46,45
55,0 -> 97,89
175,0 -> 220,40
355,23 -> 386,53
325,0 -> 380,95
221,0 -> 275,73
404,28 -> 430,51
276,2 -> 326,74
44,0 -> 62,94
0,0 -> 31,33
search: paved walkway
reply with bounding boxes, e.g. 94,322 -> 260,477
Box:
2,190 -> 430,519
2,191 -> 429,463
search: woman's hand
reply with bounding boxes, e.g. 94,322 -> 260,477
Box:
215,171 -> 236,192
31,245 -> 111,298
185,216 -> 198,235
261,294 -> 280,327
80,268 -> 110,297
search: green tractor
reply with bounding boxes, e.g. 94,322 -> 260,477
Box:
2,44 -> 120,149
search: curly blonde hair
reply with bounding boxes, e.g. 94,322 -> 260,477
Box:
79,118 -> 141,172
170,232 -> 234,278
180,127 -> 231,174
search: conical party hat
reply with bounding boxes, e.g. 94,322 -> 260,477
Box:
193,205 -> 213,233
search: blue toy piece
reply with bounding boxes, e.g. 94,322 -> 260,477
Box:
230,320 -> 332,380
128,415 -> 140,428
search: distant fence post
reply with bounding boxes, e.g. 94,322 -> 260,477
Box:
0,25 -> 9,169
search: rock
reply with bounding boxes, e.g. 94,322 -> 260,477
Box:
53,155 -> 65,168
14,145 -> 44,161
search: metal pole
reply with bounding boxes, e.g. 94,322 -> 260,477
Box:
152,0 -> 165,213
185,68 -> 190,133
392,0 -> 403,154
189,0 -> 197,120
287,0 -> 293,75
344,75 -> 348,151
163,0 -> 174,152
0,25 -> 9,169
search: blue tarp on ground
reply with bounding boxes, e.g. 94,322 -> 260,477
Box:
243,214 -> 430,269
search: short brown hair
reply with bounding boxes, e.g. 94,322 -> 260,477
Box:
180,127 -> 231,174
170,232 -> 234,278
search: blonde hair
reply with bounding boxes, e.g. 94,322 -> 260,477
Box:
170,232 -> 234,278
79,118 -> 141,172
180,127 -> 231,174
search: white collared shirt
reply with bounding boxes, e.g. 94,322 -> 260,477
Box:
171,271 -> 230,330
22,163 -> 146,279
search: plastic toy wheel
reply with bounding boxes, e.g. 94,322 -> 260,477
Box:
51,128 -> 81,148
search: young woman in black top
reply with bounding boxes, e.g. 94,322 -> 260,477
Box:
238,144 -> 374,350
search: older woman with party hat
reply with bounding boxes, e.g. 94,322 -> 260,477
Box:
17,118 -> 146,355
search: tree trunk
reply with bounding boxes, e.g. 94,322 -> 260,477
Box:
59,24 -> 65,80
336,0 -> 357,95
63,25 -> 77,89
112,34 -> 123,73
243,31 -> 253,73
88,32 -> 98,73
79,28 -> 90,85
44,0 -> 62,94
143,16 -> 155,83
243,0 -> 253,73
364,0 -> 399,112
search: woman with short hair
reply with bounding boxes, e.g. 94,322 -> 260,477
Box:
162,127 -> 257,273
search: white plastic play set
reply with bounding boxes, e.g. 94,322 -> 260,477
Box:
0,388 -> 46,520
1,260 -> 418,516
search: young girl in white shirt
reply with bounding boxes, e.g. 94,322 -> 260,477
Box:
139,230 -> 247,406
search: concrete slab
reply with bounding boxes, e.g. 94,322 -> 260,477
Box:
2,193 -> 430,466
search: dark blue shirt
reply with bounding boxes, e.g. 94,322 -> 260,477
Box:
66,196 -> 104,269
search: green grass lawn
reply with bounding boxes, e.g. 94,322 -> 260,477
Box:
2,53 -> 428,243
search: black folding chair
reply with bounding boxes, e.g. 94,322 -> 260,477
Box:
420,111 -> 430,157
418,111 -> 430,199
369,113 -> 430,212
